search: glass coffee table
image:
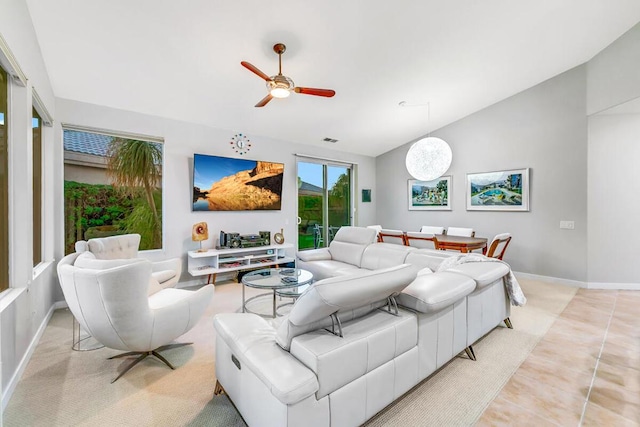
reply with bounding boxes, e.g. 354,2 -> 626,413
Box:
241,268 -> 313,318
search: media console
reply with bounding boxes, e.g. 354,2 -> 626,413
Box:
187,243 -> 294,284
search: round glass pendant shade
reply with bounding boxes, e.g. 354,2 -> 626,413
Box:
405,137 -> 452,181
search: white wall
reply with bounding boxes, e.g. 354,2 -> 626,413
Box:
587,23 -> 640,115
587,113 -> 640,285
0,0 -> 61,411
585,21 -> 640,288
56,98 -> 378,284
376,66 -> 589,282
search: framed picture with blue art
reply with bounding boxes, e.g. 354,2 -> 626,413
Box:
466,168 -> 530,211
408,176 -> 451,211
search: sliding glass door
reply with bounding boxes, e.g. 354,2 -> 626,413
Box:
297,160 -> 352,250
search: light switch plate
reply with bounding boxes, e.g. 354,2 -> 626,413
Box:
560,220 -> 575,230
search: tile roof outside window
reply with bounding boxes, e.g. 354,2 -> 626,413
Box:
63,130 -> 162,163
63,130 -> 113,156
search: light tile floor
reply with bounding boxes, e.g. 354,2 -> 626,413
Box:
477,289 -> 640,426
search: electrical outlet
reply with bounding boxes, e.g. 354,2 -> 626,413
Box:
560,221 -> 575,230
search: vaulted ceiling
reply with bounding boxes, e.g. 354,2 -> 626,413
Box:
26,1 -> 640,156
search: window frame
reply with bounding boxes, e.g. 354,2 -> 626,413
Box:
0,65 -> 9,292
61,125 -> 165,254
32,107 -> 42,266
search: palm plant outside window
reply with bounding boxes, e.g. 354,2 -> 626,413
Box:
63,129 -> 163,254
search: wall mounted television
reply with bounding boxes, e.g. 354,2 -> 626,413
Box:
192,153 -> 284,211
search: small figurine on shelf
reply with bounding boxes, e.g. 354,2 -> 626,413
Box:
192,222 -> 209,252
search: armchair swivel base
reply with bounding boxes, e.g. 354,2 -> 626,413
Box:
108,342 -> 192,383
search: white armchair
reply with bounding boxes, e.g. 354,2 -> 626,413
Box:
75,233 -> 182,289
57,252 -> 213,382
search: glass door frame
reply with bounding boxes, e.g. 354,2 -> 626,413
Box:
296,157 -> 355,250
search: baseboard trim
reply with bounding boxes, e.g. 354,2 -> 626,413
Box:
513,271 -> 640,290
2,302 -> 62,411
513,271 -> 586,288
586,281 -> 640,290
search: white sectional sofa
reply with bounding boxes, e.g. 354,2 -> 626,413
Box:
213,227 -> 514,427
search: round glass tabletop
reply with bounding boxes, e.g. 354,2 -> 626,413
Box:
241,268 -> 313,290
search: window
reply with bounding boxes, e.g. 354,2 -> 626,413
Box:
63,128 -> 163,254
32,108 -> 42,266
0,66 -> 8,291
297,159 -> 353,250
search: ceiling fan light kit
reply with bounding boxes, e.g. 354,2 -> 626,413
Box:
241,43 -> 335,107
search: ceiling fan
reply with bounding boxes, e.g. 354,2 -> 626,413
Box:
241,43 -> 336,107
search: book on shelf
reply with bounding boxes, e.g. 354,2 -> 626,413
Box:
222,262 -> 243,268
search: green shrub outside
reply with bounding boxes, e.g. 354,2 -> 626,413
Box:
64,181 -> 161,254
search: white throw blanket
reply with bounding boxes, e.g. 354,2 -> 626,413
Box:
436,253 -> 527,307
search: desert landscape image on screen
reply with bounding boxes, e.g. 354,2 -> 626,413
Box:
193,154 -> 284,211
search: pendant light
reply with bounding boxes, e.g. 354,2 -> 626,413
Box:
402,102 -> 452,181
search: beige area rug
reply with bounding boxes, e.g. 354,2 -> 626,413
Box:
3,278 -> 576,427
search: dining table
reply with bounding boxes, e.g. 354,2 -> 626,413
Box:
433,234 -> 488,254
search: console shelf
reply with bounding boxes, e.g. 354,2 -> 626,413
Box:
187,243 -> 294,283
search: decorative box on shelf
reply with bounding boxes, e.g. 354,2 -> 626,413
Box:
187,243 -> 294,284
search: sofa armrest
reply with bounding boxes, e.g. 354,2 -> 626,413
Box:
214,313 -> 319,405
297,248 -> 332,262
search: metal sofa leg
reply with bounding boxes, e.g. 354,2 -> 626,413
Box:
504,317 -> 513,329
214,380 -> 226,395
464,346 -> 477,361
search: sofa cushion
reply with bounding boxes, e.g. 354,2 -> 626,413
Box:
445,262 -> 509,288
297,248 -> 332,262
327,227 -> 377,267
404,250 -> 453,271
214,313 -> 320,405
290,308 -> 417,399
297,259 -> 364,281
360,243 -> 413,270
398,271 -> 476,314
276,264 -> 418,350
87,234 -> 140,260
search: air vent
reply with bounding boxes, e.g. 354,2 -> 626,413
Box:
323,137 -> 338,143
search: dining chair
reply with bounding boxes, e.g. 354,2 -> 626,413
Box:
378,229 -> 406,245
366,225 -> 383,242
405,231 -> 437,249
419,226 -> 445,235
313,224 -> 324,248
447,227 -> 475,237
486,233 -> 512,260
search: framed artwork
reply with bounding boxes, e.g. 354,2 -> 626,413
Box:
466,168 -> 530,211
362,189 -> 372,203
408,176 -> 451,211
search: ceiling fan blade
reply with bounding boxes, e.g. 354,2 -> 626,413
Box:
294,87 -> 336,97
241,61 -> 272,82
255,94 -> 273,108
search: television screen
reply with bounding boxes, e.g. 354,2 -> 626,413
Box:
192,154 -> 284,211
